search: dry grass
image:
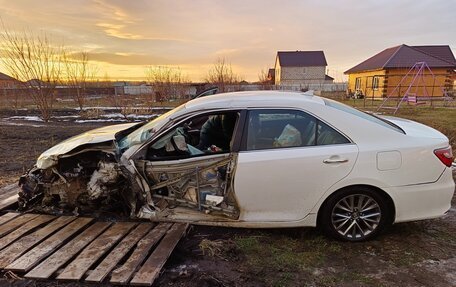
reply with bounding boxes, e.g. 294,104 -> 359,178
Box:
340,98 -> 456,150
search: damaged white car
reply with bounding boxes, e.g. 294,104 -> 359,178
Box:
19,91 -> 455,241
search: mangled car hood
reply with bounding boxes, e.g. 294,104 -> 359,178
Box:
37,122 -> 138,169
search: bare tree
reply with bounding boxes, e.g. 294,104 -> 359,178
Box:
63,51 -> 98,110
258,68 -> 273,90
0,28 -> 64,121
145,66 -> 189,103
205,57 -> 242,92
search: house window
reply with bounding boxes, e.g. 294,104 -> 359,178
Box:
355,77 -> 361,90
372,76 -> 379,90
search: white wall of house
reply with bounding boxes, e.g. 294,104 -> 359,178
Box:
278,66 -> 327,86
274,54 -> 327,86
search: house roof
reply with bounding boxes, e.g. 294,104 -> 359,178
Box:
0,72 -> 17,81
277,51 -> 327,67
325,75 -> 334,81
344,45 -> 456,74
413,45 -> 456,64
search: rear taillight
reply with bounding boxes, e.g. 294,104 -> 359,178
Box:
434,146 -> 453,167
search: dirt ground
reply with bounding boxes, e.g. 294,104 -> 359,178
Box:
0,110 -> 455,287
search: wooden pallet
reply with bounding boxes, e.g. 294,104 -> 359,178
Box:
0,184 -> 19,210
0,211 -> 188,286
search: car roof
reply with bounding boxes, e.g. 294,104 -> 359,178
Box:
184,90 -> 326,112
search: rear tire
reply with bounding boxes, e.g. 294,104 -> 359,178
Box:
320,187 -> 391,241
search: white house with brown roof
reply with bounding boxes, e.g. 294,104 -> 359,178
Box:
274,51 -> 333,86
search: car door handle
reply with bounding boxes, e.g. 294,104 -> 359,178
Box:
323,158 -> 349,164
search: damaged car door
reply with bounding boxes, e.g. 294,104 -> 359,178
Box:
131,110 -> 245,222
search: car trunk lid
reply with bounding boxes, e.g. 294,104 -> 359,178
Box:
380,116 -> 447,140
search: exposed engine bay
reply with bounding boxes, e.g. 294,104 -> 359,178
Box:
18,150 -> 240,221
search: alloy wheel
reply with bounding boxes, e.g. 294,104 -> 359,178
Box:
331,194 -> 382,240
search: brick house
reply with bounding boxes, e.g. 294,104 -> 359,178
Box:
274,51 -> 333,86
344,45 -> 456,98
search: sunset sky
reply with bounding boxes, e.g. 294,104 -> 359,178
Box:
0,0 -> 455,82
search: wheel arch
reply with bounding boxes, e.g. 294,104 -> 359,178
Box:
316,184 -> 396,227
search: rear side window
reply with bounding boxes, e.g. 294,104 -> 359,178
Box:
317,121 -> 350,145
243,109 -> 349,151
323,99 -> 405,134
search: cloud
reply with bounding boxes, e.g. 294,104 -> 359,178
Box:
0,0 -> 454,82
95,23 -> 146,40
88,52 -> 164,65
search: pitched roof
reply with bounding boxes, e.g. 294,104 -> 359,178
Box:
277,51 -> 327,67
0,72 -> 17,81
413,45 -> 456,64
344,45 -> 456,74
325,75 -> 334,81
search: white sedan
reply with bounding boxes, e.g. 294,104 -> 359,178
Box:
19,91 -> 455,241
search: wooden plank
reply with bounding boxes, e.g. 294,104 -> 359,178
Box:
0,213 -> 40,238
24,221 -> 111,279
130,223 -> 188,286
0,184 -> 20,210
7,217 -> 94,273
0,216 -> 76,268
85,223 -> 154,283
0,184 -> 19,196
0,212 -> 20,226
0,195 -> 18,210
110,223 -> 172,285
0,214 -> 55,250
57,222 -> 137,281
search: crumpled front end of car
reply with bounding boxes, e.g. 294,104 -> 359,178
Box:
18,149 -> 137,217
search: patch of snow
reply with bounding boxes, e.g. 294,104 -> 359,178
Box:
99,113 -> 160,120
127,114 -> 160,119
100,113 -> 125,118
53,115 -> 81,119
75,118 -> 128,123
6,116 -> 44,122
0,120 -> 44,128
52,115 -> 81,122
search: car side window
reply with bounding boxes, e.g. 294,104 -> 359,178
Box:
146,111 -> 239,160
317,120 -> 350,145
245,109 -> 317,150
244,109 -> 350,151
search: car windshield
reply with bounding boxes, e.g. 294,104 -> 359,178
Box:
117,104 -> 185,151
323,99 -> 405,134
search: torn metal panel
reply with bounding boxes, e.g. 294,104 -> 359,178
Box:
143,153 -> 240,220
